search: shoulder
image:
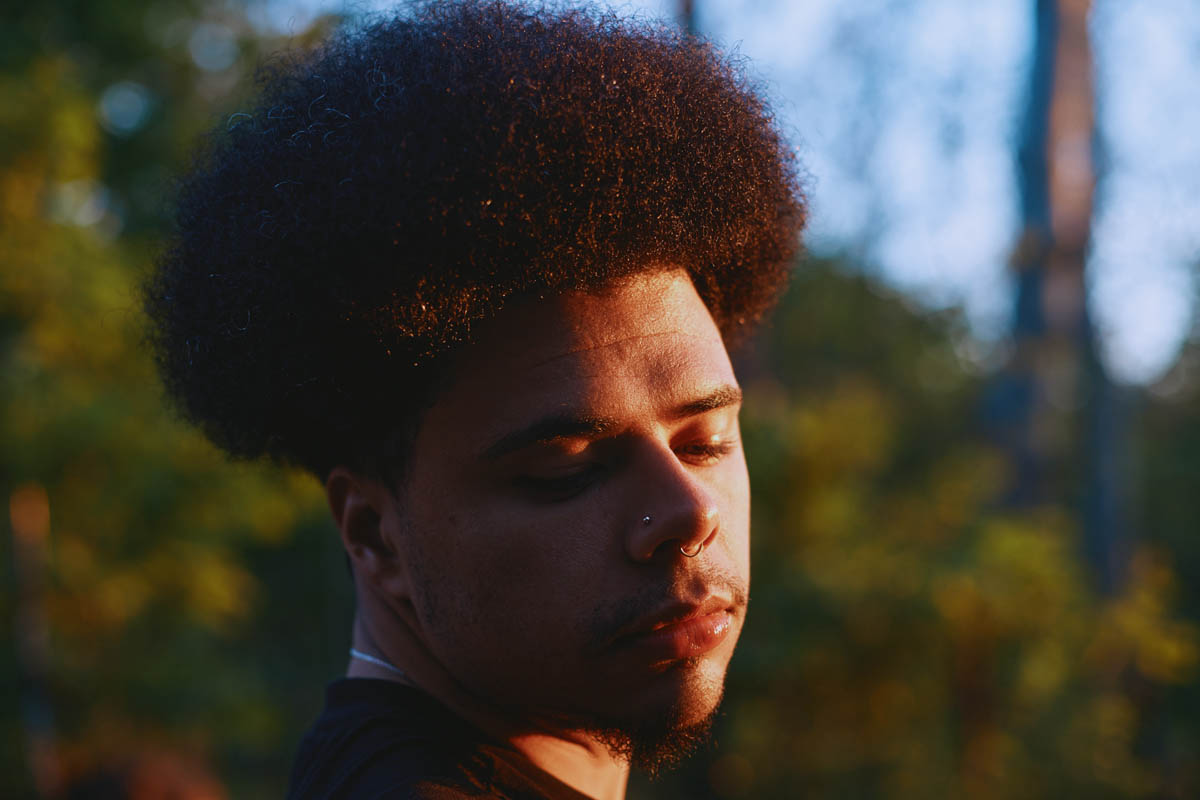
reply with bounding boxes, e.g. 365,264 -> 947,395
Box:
285,679 -> 504,800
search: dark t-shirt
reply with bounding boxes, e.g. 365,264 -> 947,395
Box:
286,678 -> 597,800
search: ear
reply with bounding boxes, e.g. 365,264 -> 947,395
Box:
325,466 -> 411,601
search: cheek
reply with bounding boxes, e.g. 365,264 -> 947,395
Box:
478,500 -> 616,614
408,494 -> 610,632
405,502 -> 620,702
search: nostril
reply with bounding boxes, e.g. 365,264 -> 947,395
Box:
624,444 -> 723,562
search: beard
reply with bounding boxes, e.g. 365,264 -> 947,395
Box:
590,708 -> 718,778
581,657 -> 725,778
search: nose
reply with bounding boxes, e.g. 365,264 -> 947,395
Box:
625,445 -> 721,562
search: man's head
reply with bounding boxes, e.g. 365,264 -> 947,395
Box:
145,0 -> 803,774
339,268 -> 751,770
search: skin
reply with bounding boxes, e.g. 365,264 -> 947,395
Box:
327,269 -> 751,799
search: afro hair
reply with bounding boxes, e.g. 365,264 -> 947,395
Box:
145,0 -> 806,480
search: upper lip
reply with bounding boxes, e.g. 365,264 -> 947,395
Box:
612,594 -> 733,643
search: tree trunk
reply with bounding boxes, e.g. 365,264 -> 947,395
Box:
679,0 -> 696,35
994,0 -> 1124,591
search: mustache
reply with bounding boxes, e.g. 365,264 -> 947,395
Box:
583,565 -> 749,651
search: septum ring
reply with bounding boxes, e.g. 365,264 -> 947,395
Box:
641,514 -> 705,558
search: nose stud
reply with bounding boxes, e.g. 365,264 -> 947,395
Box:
641,514 -> 705,557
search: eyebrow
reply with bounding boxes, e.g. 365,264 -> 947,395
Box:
670,384 -> 743,419
482,384 -> 742,461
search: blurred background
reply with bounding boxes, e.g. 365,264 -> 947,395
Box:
2,0 -> 1199,797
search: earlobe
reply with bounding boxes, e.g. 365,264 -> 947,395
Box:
326,467 -> 410,600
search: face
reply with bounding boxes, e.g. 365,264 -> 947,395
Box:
382,269 -> 750,746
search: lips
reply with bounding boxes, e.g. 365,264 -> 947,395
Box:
611,595 -> 736,662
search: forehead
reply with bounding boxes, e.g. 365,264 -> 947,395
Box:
418,270 -> 735,449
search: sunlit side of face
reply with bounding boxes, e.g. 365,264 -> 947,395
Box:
381,268 -> 751,743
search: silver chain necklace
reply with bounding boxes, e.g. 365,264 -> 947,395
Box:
348,647 -> 409,679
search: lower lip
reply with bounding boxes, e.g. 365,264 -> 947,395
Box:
619,610 -> 734,662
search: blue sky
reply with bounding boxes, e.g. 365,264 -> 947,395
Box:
249,0 -> 1200,384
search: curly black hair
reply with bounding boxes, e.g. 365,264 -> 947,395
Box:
145,0 -> 806,480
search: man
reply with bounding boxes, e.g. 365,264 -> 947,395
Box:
145,1 -> 804,797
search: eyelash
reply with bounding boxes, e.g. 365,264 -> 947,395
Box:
517,439 -> 739,501
517,465 -> 604,500
677,439 -> 739,466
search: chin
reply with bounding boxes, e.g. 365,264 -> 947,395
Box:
662,653 -> 728,718
591,688 -> 724,777
586,657 -> 728,777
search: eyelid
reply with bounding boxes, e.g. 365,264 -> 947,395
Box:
514,463 -> 604,501
676,438 -> 739,465
672,409 -> 740,449
511,415 -> 740,502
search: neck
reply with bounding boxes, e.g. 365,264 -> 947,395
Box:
349,607 -> 630,800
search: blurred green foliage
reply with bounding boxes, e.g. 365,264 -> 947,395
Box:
1,2 -> 349,797
674,264 -> 1200,799
2,2 -> 1198,799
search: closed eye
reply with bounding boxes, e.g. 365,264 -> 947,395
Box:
515,464 -> 605,502
676,439 -> 739,466
513,436 -> 738,503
